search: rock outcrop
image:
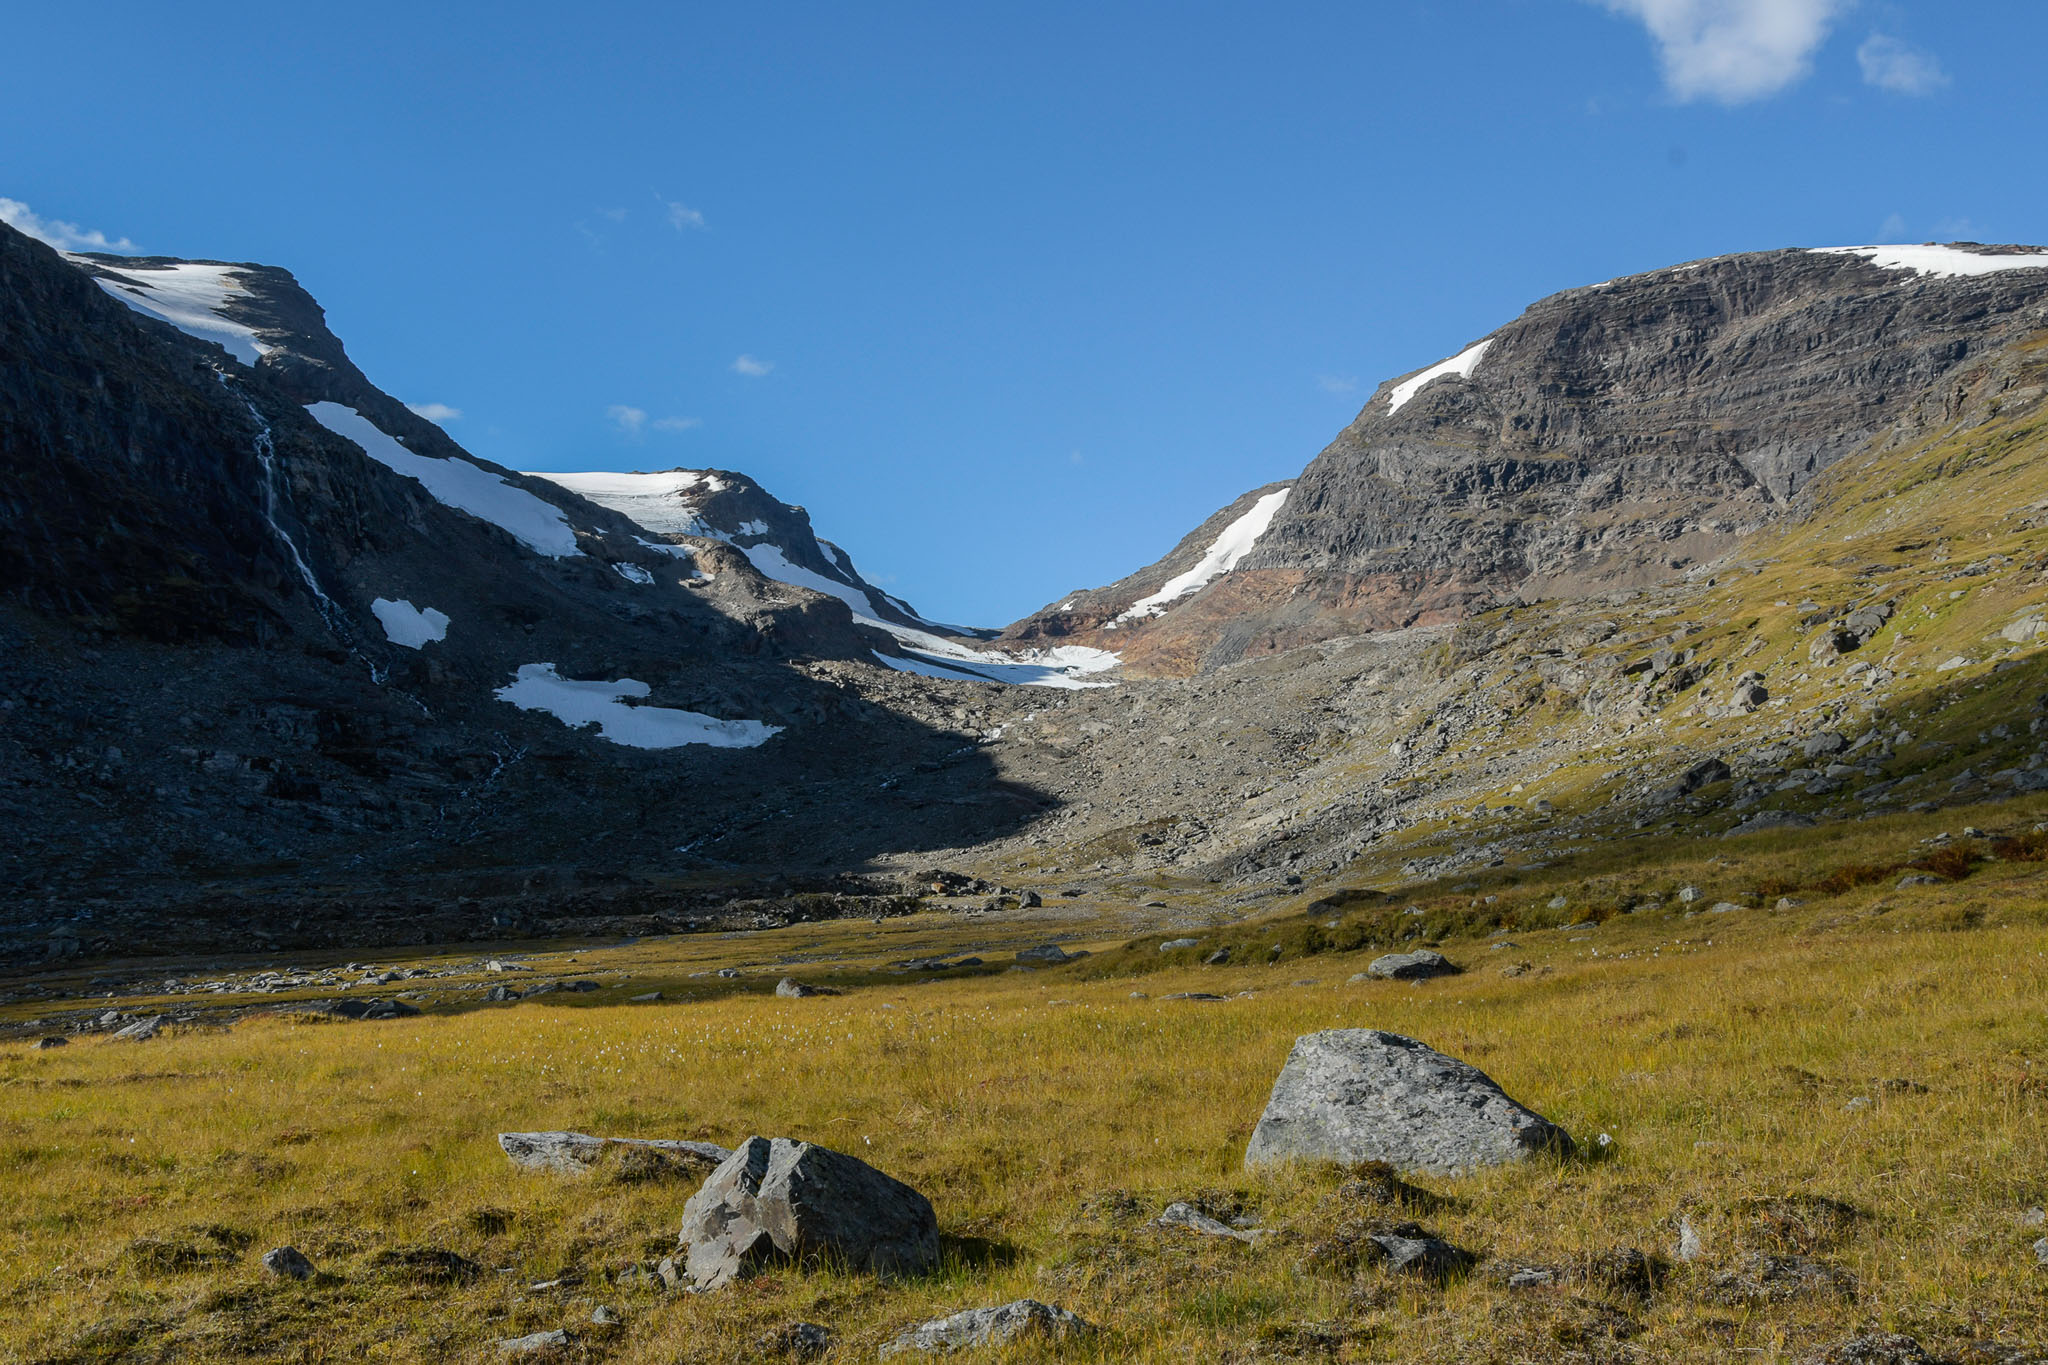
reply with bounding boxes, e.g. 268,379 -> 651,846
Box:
1005,246 -> 2048,674
1245,1030 -> 1572,1173
879,1300 -> 1094,1356
498,1131 -> 730,1178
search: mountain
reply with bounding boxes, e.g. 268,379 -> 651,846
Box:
11,221 -> 2048,961
1003,244 -> 2048,674
0,222 -> 1076,956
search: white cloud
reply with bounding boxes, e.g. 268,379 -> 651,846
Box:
1594,0 -> 1847,104
0,197 -> 136,253
731,354 -> 774,377
597,206 -> 628,223
1857,35 -> 1948,95
1317,374 -> 1358,394
607,404 -> 647,436
406,402 -> 462,424
661,197 -> 706,231
651,416 -> 702,432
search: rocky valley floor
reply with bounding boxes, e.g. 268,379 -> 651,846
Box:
3,802 -> 2045,1364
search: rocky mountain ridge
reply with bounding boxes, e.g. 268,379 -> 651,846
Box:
9,224 -> 2048,961
1007,244 -> 2048,675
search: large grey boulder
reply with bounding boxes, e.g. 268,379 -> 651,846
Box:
499,1131 -> 730,1178
678,1136 -> 939,1289
1363,950 -> 1458,981
879,1299 -> 1094,1356
1244,1030 -> 1571,1174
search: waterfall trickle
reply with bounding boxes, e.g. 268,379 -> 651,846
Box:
217,372 -> 393,687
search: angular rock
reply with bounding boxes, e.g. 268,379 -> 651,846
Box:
260,1245 -> 316,1280
328,998 -> 421,1020
678,1136 -> 939,1289
498,1131 -> 730,1178
34,1036 -> 68,1049
1159,937 -> 1200,951
1015,943 -> 1073,965
1365,950 -> 1458,981
1155,1201 -> 1258,1243
775,978 -> 841,998
1368,1228 -> 1475,1282
1245,1029 -> 1572,1174
112,1015 -> 166,1041
496,1329 -> 570,1356
879,1299 -> 1094,1356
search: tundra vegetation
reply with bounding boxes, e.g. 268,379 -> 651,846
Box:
4,803 -> 2045,1363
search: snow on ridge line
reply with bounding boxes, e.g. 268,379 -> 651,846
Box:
1385,339 -> 1493,415
82,260 -> 270,365
527,469 -> 712,538
871,646 -> 1119,690
370,598 -> 449,649
494,663 -> 781,749
307,403 -> 582,559
1810,244 -> 2048,280
1114,487 -> 1292,624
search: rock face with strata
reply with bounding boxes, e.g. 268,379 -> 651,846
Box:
1245,1029 -> 1571,1174
678,1136 -> 939,1289
1005,246 -> 2048,673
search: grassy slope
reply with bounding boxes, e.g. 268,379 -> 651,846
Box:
3,840 -> 2045,1362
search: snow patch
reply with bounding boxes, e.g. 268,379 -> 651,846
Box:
614,563 -> 654,585
1811,244 -> 2048,279
370,598 -> 449,649
527,469 -> 710,537
1115,487 -> 1291,623
308,403 -> 582,559
871,645 -> 1119,690
85,261 -> 270,365
1385,339 -> 1492,414
494,663 -> 780,749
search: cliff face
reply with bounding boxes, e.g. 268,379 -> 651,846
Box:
1004,245 -> 2048,673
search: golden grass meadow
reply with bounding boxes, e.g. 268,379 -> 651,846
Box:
5,805 -> 2047,1364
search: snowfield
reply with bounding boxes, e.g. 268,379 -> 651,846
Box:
871,644 -> 1120,690
1385,339 -> 1493,414
369,598 -> 449,649
1115,487 -> 1292,624
83,261 -> 270,365
527,469 -> 715,537
307,403 -> 583,559
1812,244 -> 2048,279
494,664 -> 781,749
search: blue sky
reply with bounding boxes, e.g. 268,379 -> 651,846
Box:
5,1 -> 2043,624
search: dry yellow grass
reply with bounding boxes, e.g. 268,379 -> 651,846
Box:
4,850 -> 2046,1363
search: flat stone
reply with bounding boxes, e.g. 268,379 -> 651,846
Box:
1365,950 -> 1458,980
1155,1201 -> 1258,1243
775,978 -> 841,998
111,1015 -> 166,1040
679,1136 -> 939,1289
496,1329 -> 570,1356
1245,1029 -> 1572,1175
1159,938 -> 1199,951
879,1299 -> 1094,1357
1160,992 -> 1227,1002
499,1131 -> 730,1178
